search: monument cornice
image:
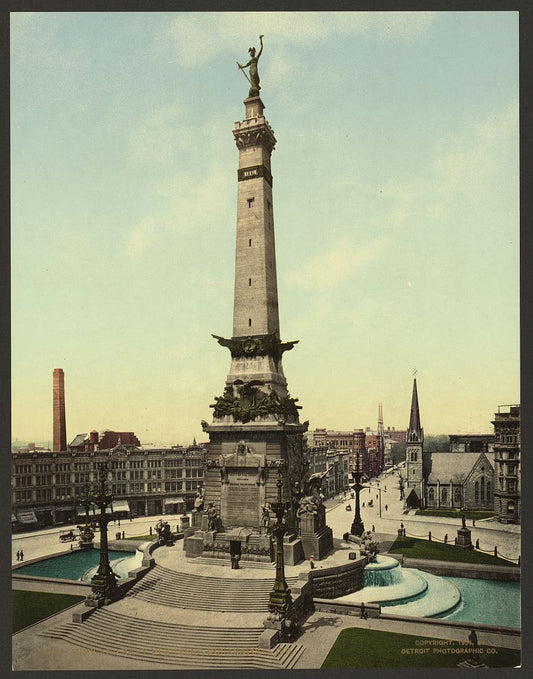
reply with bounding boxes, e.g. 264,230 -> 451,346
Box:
233,123 -> 276,152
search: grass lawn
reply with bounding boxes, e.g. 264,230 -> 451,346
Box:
415,509 -> 494,520
322,628 -> 520,668
389,535 -> 515,566
13,590 -> 85,633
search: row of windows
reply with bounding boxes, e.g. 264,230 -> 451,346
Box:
13,457 -> 204,476
428,487 -> 462,503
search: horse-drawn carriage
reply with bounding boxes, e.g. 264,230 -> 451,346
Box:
59,530 -> 77,542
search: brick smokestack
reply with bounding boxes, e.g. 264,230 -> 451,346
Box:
53,368 -> 67,452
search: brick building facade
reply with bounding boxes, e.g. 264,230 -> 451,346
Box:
11,443 -> 205,530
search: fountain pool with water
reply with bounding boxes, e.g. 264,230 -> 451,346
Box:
13,548 -> 144,582
335,555 -> 520,627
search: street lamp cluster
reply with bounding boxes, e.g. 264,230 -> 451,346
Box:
83,463 -> 119,607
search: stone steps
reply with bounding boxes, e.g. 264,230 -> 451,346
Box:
273,642 -> 306,669
39,608 -> 302,669
125,565 -> 299,612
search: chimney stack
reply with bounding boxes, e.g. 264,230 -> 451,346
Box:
53,368 -> 67,452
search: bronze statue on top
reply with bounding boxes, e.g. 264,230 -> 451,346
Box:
238,35 -> 264,97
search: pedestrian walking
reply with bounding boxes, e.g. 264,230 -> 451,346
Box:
385,504 -> 388,511
400,522 -> 404,536
309,555 -> 315,569
16,550 -> 20,561
472,519 -> 476,527
122,531 -> 125,540
360,602 -> 368,619
20,550 -> 24,561
362,502 -> 365,508
475,538 -> 480,549
468,629 -> 478,651
234,554 -> 240,570
372,525 -> 375,532
444,533 -> 448,544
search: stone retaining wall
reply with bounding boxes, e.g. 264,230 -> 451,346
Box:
400,557 -> 520,582
304,555 -> 368,599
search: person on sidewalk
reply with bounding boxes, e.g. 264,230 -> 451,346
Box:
309,555 -> 315,569
16,550 -> 20,561
20,550 -> 24,561
360,602 -> 368,620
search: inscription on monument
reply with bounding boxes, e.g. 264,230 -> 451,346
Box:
222,469 -> 260,527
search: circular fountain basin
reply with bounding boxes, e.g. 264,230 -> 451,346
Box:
334,554 -> 461,618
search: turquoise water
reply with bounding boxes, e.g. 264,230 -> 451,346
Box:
439,576 -> 520,628
14,549 -> 137,582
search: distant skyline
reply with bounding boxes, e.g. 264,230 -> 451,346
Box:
11,12 -> 519,446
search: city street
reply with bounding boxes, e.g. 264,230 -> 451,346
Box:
11,513 -> 181,566
325,469 -> 521,561
12,469 -> 521,565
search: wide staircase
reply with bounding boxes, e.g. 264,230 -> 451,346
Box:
126,564 -> 301,612
40,608 -> 304,669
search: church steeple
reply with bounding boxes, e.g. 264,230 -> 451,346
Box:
405,375 -> 424,508
408,378 -> 424,443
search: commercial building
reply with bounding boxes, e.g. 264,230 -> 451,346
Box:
492,404 -> 521,524
11,442 -> 205,531
449,434 -> 494,453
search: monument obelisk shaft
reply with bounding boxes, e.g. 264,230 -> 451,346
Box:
186,39 -> 316,566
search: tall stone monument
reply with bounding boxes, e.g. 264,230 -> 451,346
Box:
184,38 -> 332,565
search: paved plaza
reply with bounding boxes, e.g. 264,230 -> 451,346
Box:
12,469 -> 521,671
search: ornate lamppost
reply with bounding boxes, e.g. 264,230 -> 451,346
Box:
85,463 -> 118,607
350,450 -> 365,537
267,472 -> 293,620
77,484 -> 96,550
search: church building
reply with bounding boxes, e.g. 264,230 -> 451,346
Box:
404,378 -> 496,512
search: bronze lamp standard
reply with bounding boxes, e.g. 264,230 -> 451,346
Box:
267,472 -> 293,618
78,484 -> 96,550
350,450 -> 365,537
85,463 -> 118,607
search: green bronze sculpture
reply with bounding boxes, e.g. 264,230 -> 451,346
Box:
237,34 -> 264,97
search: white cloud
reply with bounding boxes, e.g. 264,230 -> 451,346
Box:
285,236 -> 389,291
368,101 -> 518,230
168,12 -> 437,69
122,163 -> 233,259
123,217 -> 157,259
431,101 -> 518,203
129,106 -> 188,167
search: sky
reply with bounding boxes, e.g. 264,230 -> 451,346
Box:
10,11 -> 519,447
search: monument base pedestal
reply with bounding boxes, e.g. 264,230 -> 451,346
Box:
298,507 -> 334,560
185,528 -> 306,565
300,525 -> 334,561
456,527 -> 473,549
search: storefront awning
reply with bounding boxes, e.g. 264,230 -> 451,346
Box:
111,500 -> 130,512
17,510 -> 38,524
164,497 -> 184,505
77,504 -> 113,516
